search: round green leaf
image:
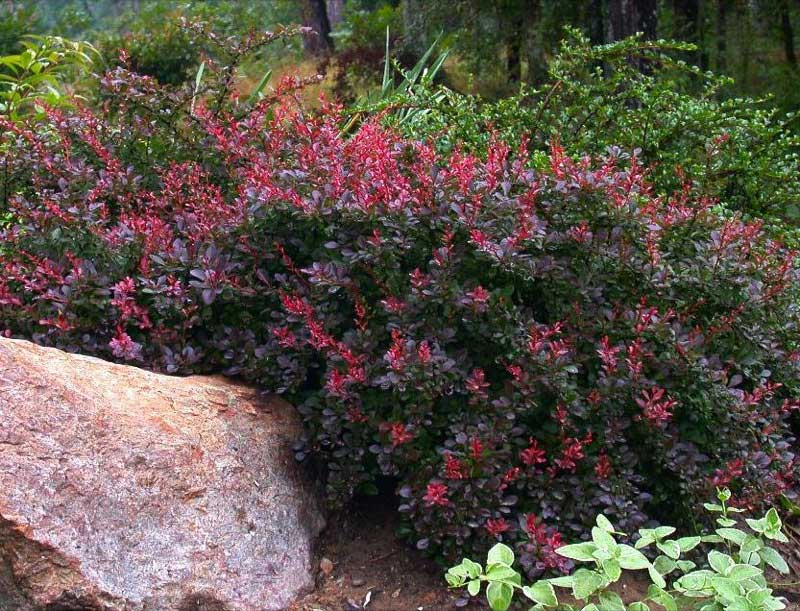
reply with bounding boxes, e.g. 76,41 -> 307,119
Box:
601,558 -> 622,581
572,568 -> 604,600
647,585 -> 678,611
557,542 -> 599,561
647,565 -> 667,589
464,558 -> 483,578
653,555 -> 677,575
486,564 -> 519,582
715,528 -> 747,545
486,581 -> 514,611
596,514 -> 615,533
445,572 -> 462,588
522,581 -> 558,607
548,575 -> 575,588
656,540 -> 681,559
618,544 -> 651,570
598,591 -> 625,611
676,536 -> 701,552
712,575 -> 743,602
765,508 -> 781,531
676,570 -> 715,595
487,543 -> 515,567
759,546 -> 790,574
708,550 -> 734,574
592,526 -> 618,551
726,564 -> 762,581
740,535 -> 764,554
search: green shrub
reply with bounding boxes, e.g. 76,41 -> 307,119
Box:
0,35 -> 96,120
0,5 -> 40,56
333,2 -> 403,52
329,3 -> 408,102
373,31 -> 800,234
97,4 -> 199,86
95,1 -> 301,87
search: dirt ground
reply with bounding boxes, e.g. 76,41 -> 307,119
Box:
290,497 -> 800,611
775,517 -> 800,608
290,495 -> 460,611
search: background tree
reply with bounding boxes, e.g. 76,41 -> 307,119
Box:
300,0 -> 334,56
5,0 -> 800,109
607,0 -> 658,40
779,0 -> 797,67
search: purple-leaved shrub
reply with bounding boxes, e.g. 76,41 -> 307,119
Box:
1,40 -> 798,577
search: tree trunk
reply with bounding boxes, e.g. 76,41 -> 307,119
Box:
779,0 -> 797,67
608,0 -> 658,40
608,0 -> 625,40
639,0 -> 658,38
697,0 -> 709,70
672,0 -> 708,69
300,0 -> 334,57
588,0 -> 605,44
111,0 -> 127,16
326,0 -> 345,29
716,0 -> 728,71
506,12 -> 524,85
740,0 -> 753,84
401,0 -> 427,58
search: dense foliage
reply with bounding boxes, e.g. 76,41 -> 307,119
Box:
8,0 -> 800,111
1,1 -> 304,90
0,35 -> 96,120
396,0 -> 800,109
93,1 -> 301,86
0,5 -> 39,56
373,32 -> 800,229
1,28 -> 798,576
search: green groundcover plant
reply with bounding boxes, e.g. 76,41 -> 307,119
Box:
447,489 -> 793,610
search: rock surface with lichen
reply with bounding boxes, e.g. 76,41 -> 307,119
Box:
0,338 -> 324,610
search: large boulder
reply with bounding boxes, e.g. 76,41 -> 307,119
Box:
0,338 -> 325,611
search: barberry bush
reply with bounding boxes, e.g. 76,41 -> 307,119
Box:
1,26 -> 798,577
